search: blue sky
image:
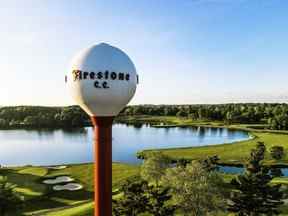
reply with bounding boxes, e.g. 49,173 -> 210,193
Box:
1,0 -> 288,106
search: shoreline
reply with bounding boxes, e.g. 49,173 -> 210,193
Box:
121,116 -> 288,167
2,115 -> 288,169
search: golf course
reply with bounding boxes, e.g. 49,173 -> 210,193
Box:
1,114 -> 288,215
1,163 -> 139,215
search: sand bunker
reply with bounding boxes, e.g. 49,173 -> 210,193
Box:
53,183 -> 83,191
43,176 -> 74,184
47,165 -> 67,170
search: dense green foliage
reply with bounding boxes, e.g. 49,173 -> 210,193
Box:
163,161 -> 225,216
270,146 -> 285,177
2,103 -> 288,129
113,176 -> 175,216
121,103 -> 288,129
0,177 -> 24,215
113,177 -> 150,216
228,142 -> 283,215
138,153 -> 225,216
140,152 -> 170,186
145,185 -> 175,216
270,146 -> 285,160
0,106 -> 89,128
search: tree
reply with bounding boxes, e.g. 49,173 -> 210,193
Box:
201,155 -> 220,172
112,177 -> 149,216
228,142 -> 283,215
225,111 -> 235,125
268,118 -> 278,130
146,185 -> 176,216
163,161 -> 225,216
140,151 -> 170,186
0,177 -> 24,215
23,116 -> 38,126
113,176 -> 175,216
270,146 -> 285,177
270,168 -> 283,178
270,146 -> 285,160
176,110 -> 187,117
176,158 -> 190,168
0,119 -> 7,128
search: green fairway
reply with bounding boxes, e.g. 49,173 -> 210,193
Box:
45,162 -> 139,192
0,163 -> 139,215
141,132 -> 288,166
44,201 -> 94,216
117,115 -> 225,127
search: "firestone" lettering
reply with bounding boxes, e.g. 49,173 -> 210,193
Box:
72,70 -> 130,82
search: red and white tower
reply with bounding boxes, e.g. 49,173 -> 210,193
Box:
66,43 -> 138,216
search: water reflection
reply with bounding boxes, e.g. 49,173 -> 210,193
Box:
219,165 -> 288,177
0,124 -> 249,166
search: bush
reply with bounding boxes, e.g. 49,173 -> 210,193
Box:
270,146 -> 285,160
163,161 -> 225,216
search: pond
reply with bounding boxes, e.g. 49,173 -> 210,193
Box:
0,124 -> 249,166
219,165 -> 288,177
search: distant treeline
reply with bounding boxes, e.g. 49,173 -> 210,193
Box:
0,106 -> 89,129
0,103 -> 288,130
121,103 -> 288,130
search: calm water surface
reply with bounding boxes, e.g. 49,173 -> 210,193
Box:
219,166 -> 288,176
0,124 -> 249,166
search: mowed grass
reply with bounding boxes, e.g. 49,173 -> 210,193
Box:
142,132 -> 288,166
118,115 -> 224,126
4,167 -> 48,200
45,201 -> 94,216
46,163 -> 139,191
1,163 -> 139,215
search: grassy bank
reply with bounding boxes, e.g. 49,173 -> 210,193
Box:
120,115 -> 288,167
142,132 -> 288,166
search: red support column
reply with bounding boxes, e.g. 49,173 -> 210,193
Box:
91,116 -> 114,216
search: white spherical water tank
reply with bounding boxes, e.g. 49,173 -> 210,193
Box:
66,43 -> 138,116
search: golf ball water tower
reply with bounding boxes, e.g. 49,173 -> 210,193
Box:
66,43 -> 138,216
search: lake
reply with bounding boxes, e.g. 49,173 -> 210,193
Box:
0,124 -> 249,166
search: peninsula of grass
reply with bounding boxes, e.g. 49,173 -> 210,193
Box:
121,115 -> 288,167
141,132 -> 288,167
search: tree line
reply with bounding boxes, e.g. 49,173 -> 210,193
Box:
1,103 -> 288,129
122,103 -> 288,129
0,106 -> 89,129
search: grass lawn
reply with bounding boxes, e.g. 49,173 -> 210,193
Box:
45,201 -> 94,216
142,132 -> 288,166
117,115 -> 225,127
1,163 -> 139,215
